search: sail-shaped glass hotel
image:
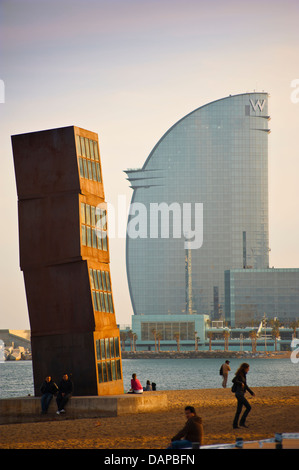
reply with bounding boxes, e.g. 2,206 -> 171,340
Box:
125,93 -> 299,331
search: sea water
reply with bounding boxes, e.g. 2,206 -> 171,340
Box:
0,357 -> 298,399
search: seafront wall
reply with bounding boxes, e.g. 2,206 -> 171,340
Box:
121,350 -> 290,359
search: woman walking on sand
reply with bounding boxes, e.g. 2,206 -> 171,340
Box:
232,362 -> 255,429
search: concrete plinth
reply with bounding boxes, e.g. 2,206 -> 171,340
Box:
0,392 -> 168,425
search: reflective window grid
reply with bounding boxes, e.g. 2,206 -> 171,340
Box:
81,202 -> 107,251
89,268 -> 114,313
76,134 -> 102,183
96,337 -> 121,383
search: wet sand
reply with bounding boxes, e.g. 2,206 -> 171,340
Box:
0,386 -> 298,449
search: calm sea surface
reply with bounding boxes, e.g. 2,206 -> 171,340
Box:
0,358 -> 298,398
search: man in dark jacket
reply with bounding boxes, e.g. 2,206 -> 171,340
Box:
56,374 -> 73,415
168,406 -> 203,449
40,376 -> 58,414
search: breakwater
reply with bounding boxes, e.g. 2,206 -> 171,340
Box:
121,350 -> 289,360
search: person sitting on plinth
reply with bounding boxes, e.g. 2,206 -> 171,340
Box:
128,373 -> 143,394
56,373 -> 73,414
40,376 -> 58,414
143,380 -> 152,391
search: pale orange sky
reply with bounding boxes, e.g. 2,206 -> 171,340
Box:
0,0 -> 298,328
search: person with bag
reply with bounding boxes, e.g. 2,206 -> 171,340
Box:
220,360 -> 231,388
232,362 -> 255,429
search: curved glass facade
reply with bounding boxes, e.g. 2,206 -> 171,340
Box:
125,93 -> 270,318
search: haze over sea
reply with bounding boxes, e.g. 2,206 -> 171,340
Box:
0,358 -> 298,399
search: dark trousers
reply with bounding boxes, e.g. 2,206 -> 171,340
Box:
56,393 -> 71,411
41,393 -> 53,413
233,393 -> 251,427
168,440 -> 193,449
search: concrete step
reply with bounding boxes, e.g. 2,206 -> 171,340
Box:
0,392 -> 168,425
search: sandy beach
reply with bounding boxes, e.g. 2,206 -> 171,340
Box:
0,386 -> 298,449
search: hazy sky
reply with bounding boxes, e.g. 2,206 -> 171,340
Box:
0,0 -> 299,329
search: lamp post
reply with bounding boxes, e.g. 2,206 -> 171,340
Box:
263,313 -> 267,353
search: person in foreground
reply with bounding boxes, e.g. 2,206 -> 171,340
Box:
56,373 -> 73,415
40,376 -> 58,414
128,373 -> 143,394
232,362 -> 255,429
167,406 -> 203,449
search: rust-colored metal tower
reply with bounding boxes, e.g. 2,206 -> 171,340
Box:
12,126 -> 123,396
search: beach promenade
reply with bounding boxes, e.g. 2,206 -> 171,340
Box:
0,386 -> 298,449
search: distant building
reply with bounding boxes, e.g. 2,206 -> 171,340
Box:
225,269 -> 299,327
120,320 -> 297,352
132,314 -> 208,351
124,92 -> 299,331
125,93 -> 271,321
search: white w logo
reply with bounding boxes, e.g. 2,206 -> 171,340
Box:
250,99 -> 266,112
